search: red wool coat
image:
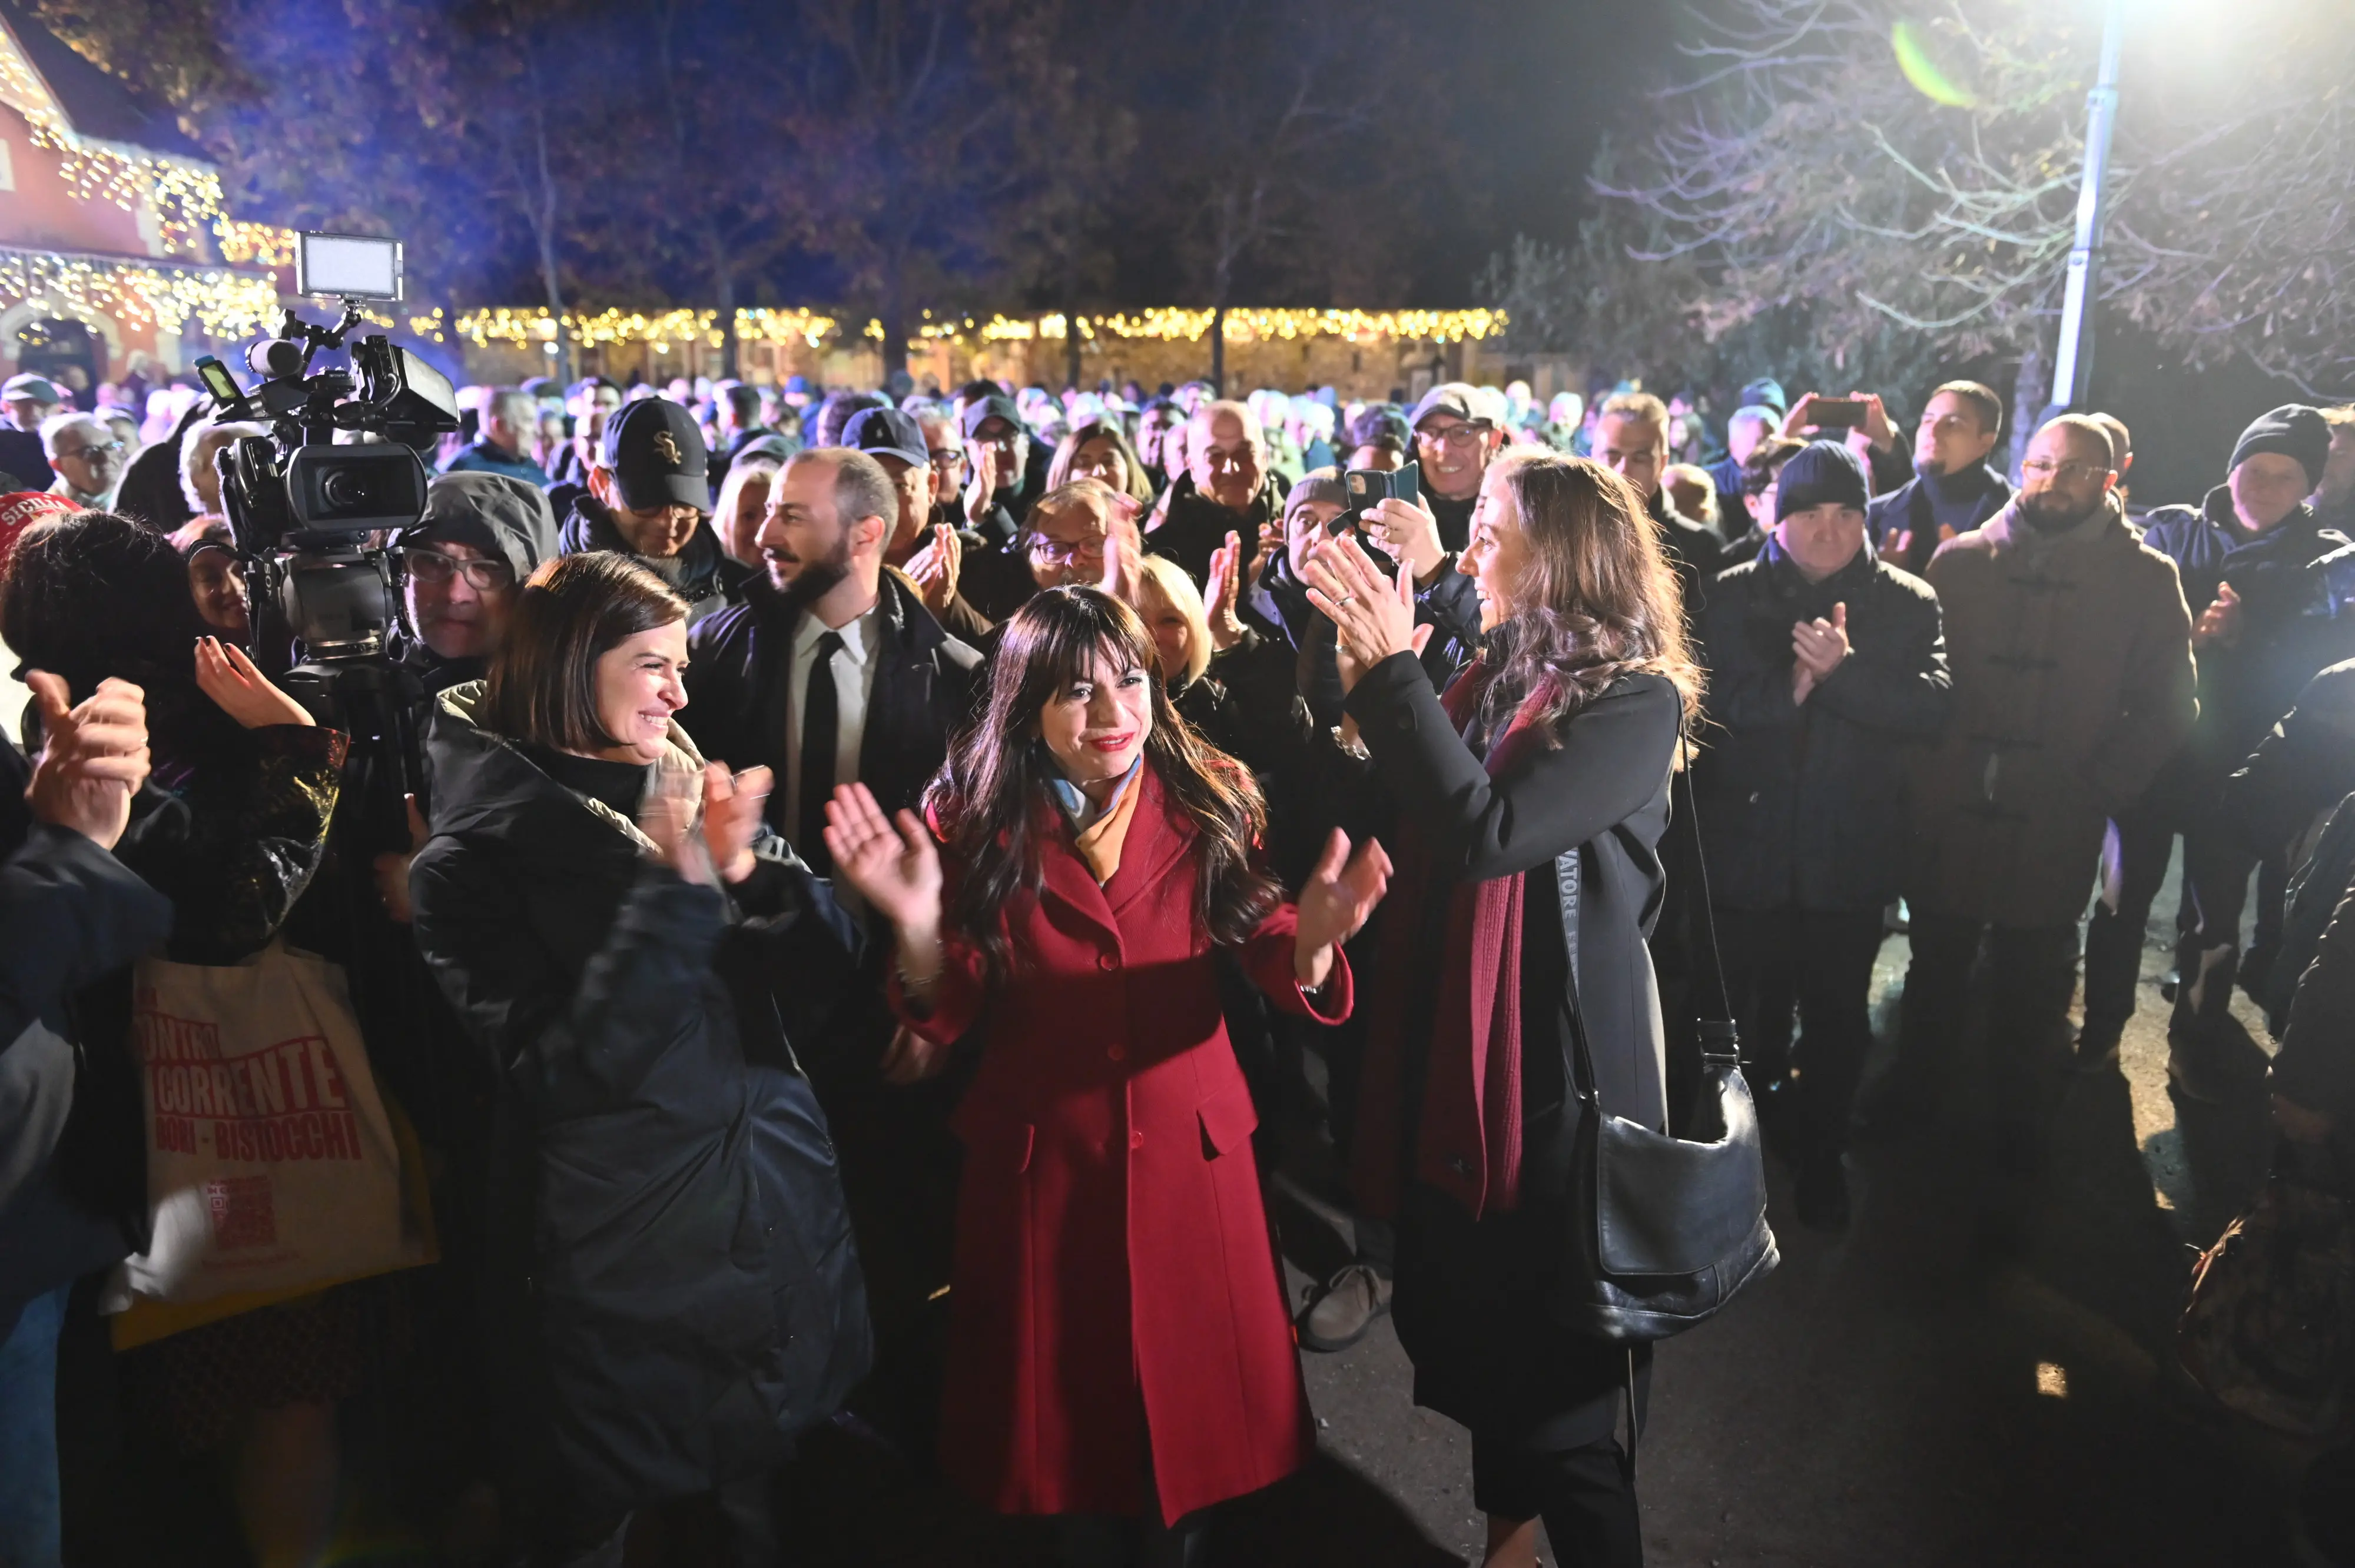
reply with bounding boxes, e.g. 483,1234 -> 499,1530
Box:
895,767 -> 1351,1524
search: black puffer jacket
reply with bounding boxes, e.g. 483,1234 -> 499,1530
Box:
1696,540 -> 1951,912
409,685 -> 870,1523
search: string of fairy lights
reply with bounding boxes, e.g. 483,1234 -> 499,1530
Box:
442,305 -> 1508,351
0,246 -> 280,340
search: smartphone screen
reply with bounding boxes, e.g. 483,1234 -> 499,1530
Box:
1808,399 -> 1868,428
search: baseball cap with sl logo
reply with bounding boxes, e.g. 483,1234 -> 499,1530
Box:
601,396 -> 710,511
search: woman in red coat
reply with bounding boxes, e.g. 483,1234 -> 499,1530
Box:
825,585 -> 1391,1563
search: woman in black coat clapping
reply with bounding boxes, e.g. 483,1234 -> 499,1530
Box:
409,552 -> 870,1566
1305,454 -> 1700,1568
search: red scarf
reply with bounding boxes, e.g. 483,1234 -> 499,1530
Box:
1352,660 -> 1547,1221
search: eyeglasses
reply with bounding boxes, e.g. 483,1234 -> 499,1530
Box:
2019,459 -> 2109,482
400,548 -> 516,591
1416,422 -> 1492,451
60,440 -> 125,461
931,448 -> 966,474
1026,533 -> 1106,565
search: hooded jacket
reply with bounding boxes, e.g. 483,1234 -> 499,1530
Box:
559,492 -> 729,624
407,685 -> 870,1520
1909,495 -> 2197,926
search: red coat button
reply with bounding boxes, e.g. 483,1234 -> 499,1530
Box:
1106,1044 -> 1126,1062
1097,951 -> 1118,971
1130,1130 -> 1145,1150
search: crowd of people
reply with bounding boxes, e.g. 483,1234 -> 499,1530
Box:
4,348 -> 2355,1568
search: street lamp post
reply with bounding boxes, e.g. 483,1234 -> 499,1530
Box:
2050,0 -> 2126,410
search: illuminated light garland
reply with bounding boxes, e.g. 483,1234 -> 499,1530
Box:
213,218 -> 297,268
454,305 -> 1505,350
0,245 -> 279,338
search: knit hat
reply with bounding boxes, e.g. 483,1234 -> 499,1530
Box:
1285,467 -> 1346,523
1774,440 -> 1871,523
2230,404 -> 2332,489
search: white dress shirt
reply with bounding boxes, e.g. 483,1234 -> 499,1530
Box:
781,598 -> 883,852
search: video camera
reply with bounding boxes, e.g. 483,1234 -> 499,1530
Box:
197,233 -> 458,664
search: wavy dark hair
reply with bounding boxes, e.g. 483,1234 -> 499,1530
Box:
1480,452 -> 1703,737
483,552 -> 688,753
924,586 -> 1278,980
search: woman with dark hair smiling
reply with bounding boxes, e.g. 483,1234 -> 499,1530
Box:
824,585 -> 1391,1566
1305,451 -> 1701,1568
407,551 -> 870,1565
1045,416 -> 1155,509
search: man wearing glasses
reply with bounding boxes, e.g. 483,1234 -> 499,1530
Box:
390,472 -> 560,692
1405,384 -> 1502,554
39,413 -> 124,510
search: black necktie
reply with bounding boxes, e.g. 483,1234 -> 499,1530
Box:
798,631 -> 843,872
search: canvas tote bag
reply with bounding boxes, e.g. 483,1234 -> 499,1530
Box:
102,941 -> 434,1343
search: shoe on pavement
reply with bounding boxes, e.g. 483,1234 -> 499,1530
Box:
2168,1044 -> 2232,1107
2072,1029 -> 2123,1074
1297,1263 -> 1391,1353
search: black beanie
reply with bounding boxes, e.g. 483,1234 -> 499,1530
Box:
2229,404 -> 2331,489
1774,440 -> 1871,523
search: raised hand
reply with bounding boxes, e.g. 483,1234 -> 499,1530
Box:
905,523 -> 964,615
963,444 -> 999,528
2195,581 -> 2241,648
195,637 -> 316,729
1293,828 -> 1393,989
1362,495 -> 1445,582
699,763 -> 772,885
1205,530 -> 1248,650
25,672 -> 150,851
823,782 -> 942,936
1306,532 -> 1429,691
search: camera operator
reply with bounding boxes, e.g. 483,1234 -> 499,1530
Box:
389,473 -> 561,697
557,396 -> 730,623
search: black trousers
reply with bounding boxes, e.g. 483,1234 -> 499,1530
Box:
1896,913 -> 2079,1155
2082,808 -> 2180,1048
1470,1429 -> 1642,1566
1716,907 -> 1886,1157
2175,826 -> 2289,1027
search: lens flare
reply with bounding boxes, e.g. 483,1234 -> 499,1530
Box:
1893,19 -> 1978,108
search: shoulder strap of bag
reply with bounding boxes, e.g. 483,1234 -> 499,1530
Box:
1560,714 -> 1744,1105
1671,717 -> 1742,1068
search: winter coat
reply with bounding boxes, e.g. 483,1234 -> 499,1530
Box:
2139,489 -> 2355,784
681,570 -> 981,835
890,766 -> 1351,1525
1341,655 -> 1681,1444
2267,859 -> 2355,1127
1867,463 -> 2013,579
407,685 -> 870,1523
558,494 -> 729,624
1908,496 -> 2197,927
1146,471 -> 1286,590
1171,632 -> 1320,885
2223,659 -> 2355,866
1296,556 -> 1482,730
0,812 -> 173,1318
1697,539 -> 1951,912
441,438 -> 549,487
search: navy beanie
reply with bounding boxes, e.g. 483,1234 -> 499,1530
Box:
2230,404 -> 2331,488
1774,440 -> 1871,523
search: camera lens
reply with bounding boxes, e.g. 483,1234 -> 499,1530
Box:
319,465 -> 384,511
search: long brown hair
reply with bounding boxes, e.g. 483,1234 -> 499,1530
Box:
1482,452 -> 1703,735
483,552 -> 688,752
1044,417 -> 1155,506
925,586 -> 1278,979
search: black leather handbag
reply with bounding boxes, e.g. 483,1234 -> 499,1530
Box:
1548,752 -> 1779,1344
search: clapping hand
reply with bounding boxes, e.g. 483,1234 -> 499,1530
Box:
25,672 -> 150,851
699,763 -> 771,885
1790,602 -> 1851,705
1293,828 -> 1393,989
1205,530 -> 1248,651
904,523 -> 964,616
2195,582 -> 2242,648
1304,532 -> 1431,693
195,637 -> 316,729
824,782 -> 942,936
